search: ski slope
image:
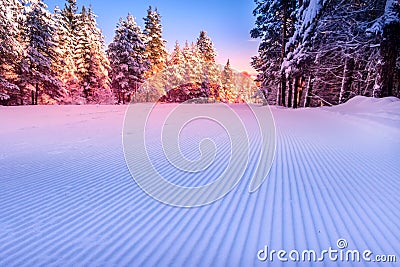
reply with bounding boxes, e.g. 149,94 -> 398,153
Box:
0,96 -> 399,266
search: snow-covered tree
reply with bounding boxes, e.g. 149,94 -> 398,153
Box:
0,0 -> 22,103
195,31 -> 221,85
170,41 -> 185,66
163,38 -> 221,95
20,0 -> 63,105
196,30 -> 217,62
143,6 -> 168,78
62,0 -> 78,31
286,0 -> 399,106
220,59 -> 237,102
281,0 -> 329,107
53,5 -> 79,102
108,14 -> 149,104
48,0 -> 84,103
75,6 -> 112,104
163,41 -> 186,89
252,0 -> 399,107
181,41 -> 203,84
251,0 -> 297,106
367,0 -> 400,97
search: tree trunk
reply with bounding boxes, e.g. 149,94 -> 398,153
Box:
31,90 -> 35,105
277,83 -> 281,106
35,83 -> 39,105
304,76 -> 313,107
298,76 -> 305,106
281,72 -> 286,106
122,92 -> 125,104
133,83 -> 137,103
19,89 -> 23,105
287,77 -> 293,108
293,77 -> 299,109
276,84 -> 281,106
378,23 -> 399,97
339,56 -> 354,104
339,57 -> 348,103
280,4 -> 287,106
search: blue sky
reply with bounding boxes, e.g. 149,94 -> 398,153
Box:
45,0 -> 260,73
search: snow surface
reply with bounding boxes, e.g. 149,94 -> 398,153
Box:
1,97 -> 399,266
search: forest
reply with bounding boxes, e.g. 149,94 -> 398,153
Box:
251,0 -> 400,107
0,0 -> 255,106
0,0 -> 399,106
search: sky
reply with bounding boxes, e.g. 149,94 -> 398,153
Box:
45,0 -> 260,73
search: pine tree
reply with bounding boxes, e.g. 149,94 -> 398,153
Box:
170,41 -> 185,66
252,0 -> 399,106
0,0 -> 22,103
368,0 -> 400,97
75,6 -> 112,104
282,0 -> 329,107
251,0 -> 297,106
108,14 -> 149,104
181,41 -> 203,84
53,5 -> 79,102
196,30 -> 217,62
155,35 -> 222,103
196,30 -> 220,85
20,0 -> 62,105
62,0 -> 78,31
165,38 -> 221,94
284,0 -> 399,106
164,41 -> 185,89
220,59 -> 237,102
143,6 -> 168,78
74,6 -> 90,101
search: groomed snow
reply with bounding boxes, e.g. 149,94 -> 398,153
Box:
1,96 -> 399,266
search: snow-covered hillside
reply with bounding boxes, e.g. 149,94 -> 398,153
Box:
1,97 -> 399,266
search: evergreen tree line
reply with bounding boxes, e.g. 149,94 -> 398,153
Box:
145,37 -> 241,103
0,0 -> 256,105
138,37 -> 257,103
95,6 -> 255,104
1,0 -> 112,105
251,0 -> 400,107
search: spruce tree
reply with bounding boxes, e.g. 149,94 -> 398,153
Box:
0,0 -> 22,103
252,0 -> 399,106
196,30 -> 217,62
143,6 -> 168,78
108,14 -> 149,104
196,30 -> 220,85
164,41 -> 185,89
251,0 -> 297,106
20,0 -> 62,105
220,59 -> 237,102
368,0 -> 400,97
181,41 -> 202,84
75,6 -> 111,103
53,5 -> 79,102
170,41 -> 184,66
62,0 -> 78,32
